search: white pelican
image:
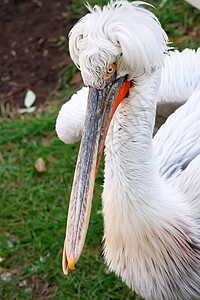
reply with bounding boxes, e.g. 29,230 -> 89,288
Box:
56,1 -> 200,299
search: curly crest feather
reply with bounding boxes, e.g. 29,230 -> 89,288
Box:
69,0 -> 169,88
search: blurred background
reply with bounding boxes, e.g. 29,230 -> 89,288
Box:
0,0 -> 199,299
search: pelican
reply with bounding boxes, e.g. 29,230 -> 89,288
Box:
56,1 -> 200,299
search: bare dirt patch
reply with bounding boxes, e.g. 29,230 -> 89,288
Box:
0,0 -> 76,113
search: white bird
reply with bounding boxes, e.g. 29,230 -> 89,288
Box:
56,1 -> 200,299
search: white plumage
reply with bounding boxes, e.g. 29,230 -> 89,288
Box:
158,48 -> 200,103
56,49 -> 200,144
56,1 -> 200,299
56,87 -> 88,144
154,89 -> 200,183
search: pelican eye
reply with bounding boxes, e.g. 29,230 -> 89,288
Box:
105,63 -> 116,78
107,66 -> 114,73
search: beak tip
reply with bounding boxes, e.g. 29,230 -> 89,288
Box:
68,257 -> 76,271
62,254 -> 76,275
62,258 -> 76,276
62,239 -> 76,275
63,266 -> 70,276
62,238 -> 69,275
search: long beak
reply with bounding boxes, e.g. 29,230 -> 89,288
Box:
63,71 -> 130,275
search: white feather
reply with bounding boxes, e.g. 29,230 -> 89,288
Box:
158,48 -> 200,104
69,0 -> 168,87
55,87 -> 87,144
56,48 -> 200,144
103,69 -> 200,300
154,89 -> 200,183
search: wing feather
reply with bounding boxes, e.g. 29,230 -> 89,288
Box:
176,154 -> 200,220
158,48 -> 200,104
153,90 -> 200,184
55,87 -> 88,144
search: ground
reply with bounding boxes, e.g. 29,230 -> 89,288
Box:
0,0 -> 76,113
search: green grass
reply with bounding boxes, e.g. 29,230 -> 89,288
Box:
0,0 -> 199,299
0,108 -> 136,299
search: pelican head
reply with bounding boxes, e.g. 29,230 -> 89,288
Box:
63,0 -> 168,274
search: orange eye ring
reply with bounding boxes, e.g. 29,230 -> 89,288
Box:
105,63 -> 116,78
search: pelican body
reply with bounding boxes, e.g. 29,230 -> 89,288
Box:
56,1 -> 200,299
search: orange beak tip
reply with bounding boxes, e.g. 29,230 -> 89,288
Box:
68,257 -> 76,271
62,260 -> 75,276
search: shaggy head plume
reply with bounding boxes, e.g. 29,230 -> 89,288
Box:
69,0 -> 168,88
